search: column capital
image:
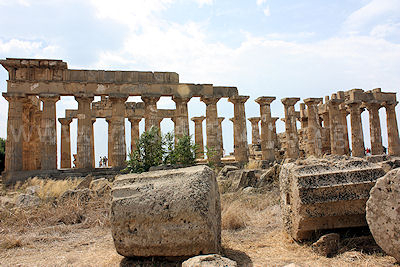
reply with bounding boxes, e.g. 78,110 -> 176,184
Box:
248,117 -> 261,124
39,93 -> 60,103
304,98 -> 323,106
58,118 -> 72,125
91,117 -> 96,124
383,101 -> 398,109
128,117 -> 142,124
229,117 -> 235,123
218,117 -> 225,124
228,95 -> 250,104
172,95 -> 191,104
255,96 -> 276,106
109,93 -> 129,102
141,94 -> 161,104
201,96 -> 220,105
74,93 -> 93,102
2,92 -> 26,101
327,98 -> 344,107
363,100 -> 382,111
281,97 -> 300,106
191,116 -> 206,123
346,100 -> 362,110
272,117 -> 279,123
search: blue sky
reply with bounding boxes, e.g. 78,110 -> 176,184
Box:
0,0 -> 399,165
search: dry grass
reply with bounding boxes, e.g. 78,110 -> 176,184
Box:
0,236 -> 22,250
244,160 -> 263,169
13,177 -> 81,199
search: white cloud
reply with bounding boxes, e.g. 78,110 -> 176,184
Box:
256,0 -> 266,6
370,22 -> 400,38
343,0 -> 400,33
0,0 -> 30,6
195,0 -> 213,7
263,6 -> 271,16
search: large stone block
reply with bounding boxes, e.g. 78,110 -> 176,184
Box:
279,155 -> 385,241
111,165 -> 221,257
366,168 -> 400,262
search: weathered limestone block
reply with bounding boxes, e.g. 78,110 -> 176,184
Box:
182,254 -> 237,267
279,155 -> 385,241
111,165 -> 221,257
311,233 -> 340,257
366,168 -> 400,262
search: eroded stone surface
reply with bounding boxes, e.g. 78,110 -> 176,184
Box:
366,168 -> 400,262
182,254 -> 237,267
111,165 -> 221,257
280,155 -> 385,241
311,233 -> 340,257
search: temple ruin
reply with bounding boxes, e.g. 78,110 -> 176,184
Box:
1,58 -> 400,185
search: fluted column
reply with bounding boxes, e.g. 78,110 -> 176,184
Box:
364,101 -> 383,155
384,101 -> 400,156
173,96 -> 190,138
40,93 -> 60,170
2,93 -> 25,172
75,93 -> 93,169
271,117 -> 279,148
320,107 -> 331,155
142,95 -> 160,131
248,117 -> 261,145
201,96 -> 221,165
339,104 -> 350,155
106,117 -> 113,166
191,116 -> 206,159
218,117 -> 225,157
229,118 -> 236,157
281,98 -> 300,159
129,117 -> 141,153
59,118 -> 72,168
110,94 -> 128,167
32,109 -> 42,170
328,99 -> 345,155
347,100 -> 365,157
229,95 -> 249,163
91,118 -> 96,168
304,98 -> 323,157
255,96 -> 276,161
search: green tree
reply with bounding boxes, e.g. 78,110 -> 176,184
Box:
0,138 -> 5,173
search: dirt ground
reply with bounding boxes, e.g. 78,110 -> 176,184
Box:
0,180 -> 398,267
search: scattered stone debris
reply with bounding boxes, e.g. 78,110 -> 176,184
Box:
111,165 -> 221,257
15,193 -> 40,207
280,155 -> 385,241
89,178 -> 111,197
60,188 -> 92,202
76,174 -> 94,189
366,168 -> 400,262
311,233 -> 340,257
182,254 -> 237,267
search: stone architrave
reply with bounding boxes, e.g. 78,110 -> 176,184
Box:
2,93 -> 26,172
347,100 -> 365,157
191,116 -> 206,159
248,117 -> 261,145
142,95 -> 160,131
40,93 -> 60,170
281,98 -> 300,159
229,95 -> 249,164
218,117 -> 224,157
255,96 -> 276,161
106,117 -> 113,167
304,98 -> 323,157
201,96 -> 221,165
384,101 -> 400,156
129,117 -> 141,153
75,93 -> 94,169
110,94 -> 128,167
59,118 -> 72,168
328,98 -> 345,155
173,96 -> 190,138
364,101 -> 383,155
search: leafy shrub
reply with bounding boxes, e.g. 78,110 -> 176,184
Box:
125,127 -> 198,173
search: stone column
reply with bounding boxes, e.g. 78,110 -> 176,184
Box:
328,99 -> 345,155
2,93 -> 25,172
142,95 -> 160,131
255,96 -> 276,161
299,103 -> 308,129
229,117 -> 236,157
347,100 -> 365,157
191,116 -> 206,159
248,117 -> 261,145
91,118 -> 96,168
110,94 -> 128,167
218,117 -> 225,157
320,108 -> 331,155
75,93 -> 93,169
384,101 -> 400,156
364,101 -> 383,155
106,117 -> 113,167
129,117 -> 141,153
271,117 -> 279,148
339,104 -> 350,155
173,96 -> 190,138
40,93 -> 60,170
59,118 -> 72,168
304,98 -> 323,157
229,95 -> 249,164
32,109 -> 42,170
201,96 -> 221,165
281,98 -> 300,159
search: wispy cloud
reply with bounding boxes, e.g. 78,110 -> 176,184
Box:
263,6 -> 271,16
256,0 -> 266,6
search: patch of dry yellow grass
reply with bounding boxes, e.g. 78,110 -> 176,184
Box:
244,160 -> 262,169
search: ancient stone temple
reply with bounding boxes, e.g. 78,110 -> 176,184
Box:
0,58 -> 252,183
